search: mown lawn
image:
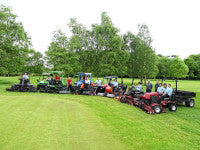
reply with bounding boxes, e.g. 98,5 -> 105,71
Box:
0,76 -> 200,150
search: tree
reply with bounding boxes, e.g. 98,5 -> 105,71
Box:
46,29 -> 80,76
0,5 -> 31,75
169,57 -> 189,78
184,57 -> 198,78
68,18 -> 94,73
187,54 -> 200,78
25,49 -> 44,74
92,12 -> 129,77
132,24 -> 158,83
157,56 -> 171,79
122,32 -> 136,84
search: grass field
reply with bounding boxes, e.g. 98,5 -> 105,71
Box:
0,76 -> 200,150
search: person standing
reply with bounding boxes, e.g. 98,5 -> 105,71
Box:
67,77 -> 72,92
146,79 -> 153,92
155,80 -> 159,92
108,78 -> 113,86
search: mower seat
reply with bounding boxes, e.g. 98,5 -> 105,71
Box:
84,84 -> 90,88
113,87 -> 119,92
164,96 -> 172,101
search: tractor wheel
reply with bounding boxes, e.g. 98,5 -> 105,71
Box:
138,102 -> 143,109
31,86 -> 37,92
91,91 -> 96,96
37,85 -> 40,90
185,99 -> 195,107
11,85 -> 16,90
120,96 -> 126,103
169,103 -> 177,112
153,105 -> 162,114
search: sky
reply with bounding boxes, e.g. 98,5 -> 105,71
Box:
1,0 -> 200,59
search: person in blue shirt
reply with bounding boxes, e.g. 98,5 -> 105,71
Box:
95,77 -> 101,86
134,82 -> 143,91
113,79 -> 118,87
167,84 -> 173,96
22,73 -> 29,85
22,73 -> 28,80
46,76 -> 51,81
157,83 -> 164,95
158,83 -> 172,103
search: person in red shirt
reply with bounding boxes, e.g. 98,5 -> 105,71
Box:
67,77 -> 72,92
55,75 -> 60,81
54,75 -> 60,84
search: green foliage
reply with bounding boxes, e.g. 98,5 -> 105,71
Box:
68,18 -> 95,73
185,54 -> 200,78
169,57 -> 189,78
157,56 -> 171,78
132,24 -> 158,81
184,57 -> 198,77
157,56 -> 189,79
92,12 -> 128,76
25,49 -> 44,74
1,6 -> 197,79
122,32 -> 137,78
0,5 -> 31,75
46,29 -> 80,76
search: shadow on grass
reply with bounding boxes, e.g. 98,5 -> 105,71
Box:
0,80 -> 13,84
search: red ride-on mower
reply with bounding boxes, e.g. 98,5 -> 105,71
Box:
120,87 -> 177,114
78,82 -> 96,96
139,92 -> 177,114
96,76 -> 127,99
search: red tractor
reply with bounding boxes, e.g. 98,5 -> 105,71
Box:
120,87 -> 177,114
96,76 -> 127,99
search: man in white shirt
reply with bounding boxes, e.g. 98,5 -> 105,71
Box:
22,73 -> 28,80
85,77 -> 91,85
95,77 -> 101,86
113,79 -> 118,88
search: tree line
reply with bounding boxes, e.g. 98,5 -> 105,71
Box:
0,5 -> 200,80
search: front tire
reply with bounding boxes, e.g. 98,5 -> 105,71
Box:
120,96 -> 126,103
169,103 -> 177,111
154,105 -> 162,114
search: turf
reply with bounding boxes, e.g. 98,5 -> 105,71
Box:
0,76 -> 200,150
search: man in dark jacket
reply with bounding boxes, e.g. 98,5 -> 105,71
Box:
155,80 -> 159,92
146,79 -> 152,92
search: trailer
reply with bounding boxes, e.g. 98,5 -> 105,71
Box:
173,79 -> 196,107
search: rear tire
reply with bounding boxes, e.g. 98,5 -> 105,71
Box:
185,99 -> 195,107
154,105 -> 162,114
169,103 -> 177,112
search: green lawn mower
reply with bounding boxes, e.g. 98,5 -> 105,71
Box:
37,73 -> 53,92
37,71 -> 69,94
